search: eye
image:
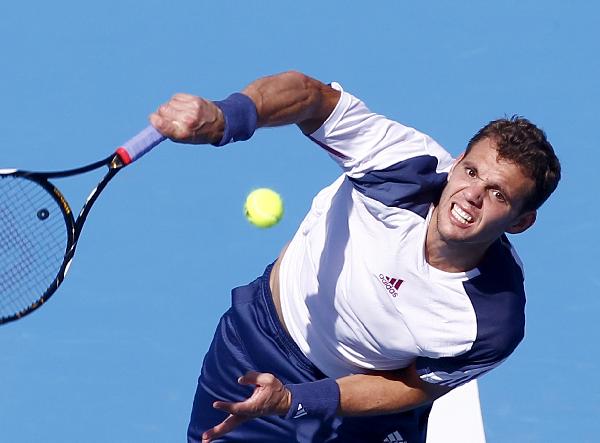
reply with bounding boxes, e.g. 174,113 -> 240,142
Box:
465,167 -> 477,178
492,190 -> 506,202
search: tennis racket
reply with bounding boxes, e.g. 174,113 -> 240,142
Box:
0,125 -> 166,325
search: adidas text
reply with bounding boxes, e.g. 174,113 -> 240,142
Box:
378,274 -> 403,297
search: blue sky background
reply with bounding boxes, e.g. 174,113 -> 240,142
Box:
1,1 -> 598,442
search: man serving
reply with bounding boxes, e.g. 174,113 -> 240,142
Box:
150,71 -> 560,443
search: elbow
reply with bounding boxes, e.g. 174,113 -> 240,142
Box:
281,70 -> 324,103
280,71 -> 339,133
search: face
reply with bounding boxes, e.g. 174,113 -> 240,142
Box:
433,137 -> 537,250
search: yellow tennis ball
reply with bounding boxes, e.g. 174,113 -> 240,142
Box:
244,188 -> 284,228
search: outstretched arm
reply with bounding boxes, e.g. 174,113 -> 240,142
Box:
149,71 -> 340,144
201,363 -> 451,442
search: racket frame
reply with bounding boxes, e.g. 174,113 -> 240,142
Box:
1,125 -> 164,325
0,154 -> 125,325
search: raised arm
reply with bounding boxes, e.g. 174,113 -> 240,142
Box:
149,71 -> 340,144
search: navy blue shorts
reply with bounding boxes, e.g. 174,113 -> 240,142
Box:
187,264 -> 431,443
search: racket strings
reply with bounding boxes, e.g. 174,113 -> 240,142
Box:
0,176 -> 69,318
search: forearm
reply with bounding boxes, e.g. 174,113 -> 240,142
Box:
336,366 -> 450,416
242,71 -> 340,134
150,71 -> 339,145
202,367 -> 452,442
284,363 -> 452,420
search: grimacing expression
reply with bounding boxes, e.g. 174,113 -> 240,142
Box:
435,137 -> 537,248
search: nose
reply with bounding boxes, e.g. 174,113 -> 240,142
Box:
463,182 -> 484,208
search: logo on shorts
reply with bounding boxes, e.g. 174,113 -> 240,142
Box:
378,274 -> 403,298
383,430 -> 406,442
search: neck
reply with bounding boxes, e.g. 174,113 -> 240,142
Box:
425,208 -> 489,273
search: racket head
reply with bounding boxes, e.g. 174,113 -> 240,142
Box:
0,170 -> 75,324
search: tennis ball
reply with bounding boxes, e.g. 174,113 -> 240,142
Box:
244,188 -> 284,228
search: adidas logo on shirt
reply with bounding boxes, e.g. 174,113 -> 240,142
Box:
378,274 -> 403,298
292,403 -> 307,419
383,430 -> 407,442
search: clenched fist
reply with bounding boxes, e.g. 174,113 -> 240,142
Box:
150,93 -> 224,145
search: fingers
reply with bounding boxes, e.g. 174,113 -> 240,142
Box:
149,93 -> 223,144
202,414 -> 249,443
149,113 -> 188,140
170,92 -> 200,104
201,372 -> 291,441
238,371 -> 279,387
212,400 -> 245,415
151,95 -> 200,139
211,396 -> 266,416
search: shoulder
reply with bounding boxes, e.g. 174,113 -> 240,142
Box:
310,83 -> 454,173
465,236 -> 526,359
348,156 -> 450,218
416,237 -> 527,388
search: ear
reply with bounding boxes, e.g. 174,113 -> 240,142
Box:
448,152 -> 466,180
506,210 -> 537,234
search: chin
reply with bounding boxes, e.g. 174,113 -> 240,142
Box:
438,214 -> 487,246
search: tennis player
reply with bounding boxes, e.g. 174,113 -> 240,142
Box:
150,71 -> 560,443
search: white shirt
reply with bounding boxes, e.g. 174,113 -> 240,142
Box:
278,83 -> 525,388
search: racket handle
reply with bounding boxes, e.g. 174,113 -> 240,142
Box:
116,125 -> 166,165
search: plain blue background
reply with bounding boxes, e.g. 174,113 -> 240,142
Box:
1,1 -> 597,441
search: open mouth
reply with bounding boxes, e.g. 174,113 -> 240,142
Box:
451,203 -> 473,225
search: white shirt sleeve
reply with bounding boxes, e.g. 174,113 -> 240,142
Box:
309,82 -> 455,178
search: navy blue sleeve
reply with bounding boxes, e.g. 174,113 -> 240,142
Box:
348,155 -> 448,219
416,237 -> 526,388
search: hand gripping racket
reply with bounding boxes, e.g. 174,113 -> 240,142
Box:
0,126 -> 166,325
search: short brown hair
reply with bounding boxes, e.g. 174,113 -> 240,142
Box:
466,116 -> 561,211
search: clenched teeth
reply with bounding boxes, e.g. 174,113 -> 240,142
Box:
451,204 -> 473,224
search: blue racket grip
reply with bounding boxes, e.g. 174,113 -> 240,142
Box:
115,125 -> 166,165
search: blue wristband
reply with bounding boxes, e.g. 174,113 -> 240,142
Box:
284,378 -> 340,420
212,93 -> 258,146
